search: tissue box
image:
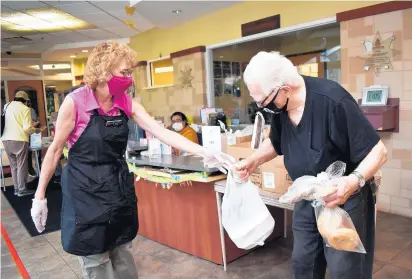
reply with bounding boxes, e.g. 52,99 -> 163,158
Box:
227,142 -> 291,195
148,138 -> 161,157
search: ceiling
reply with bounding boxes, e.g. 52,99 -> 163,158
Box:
1,1 -> 239,54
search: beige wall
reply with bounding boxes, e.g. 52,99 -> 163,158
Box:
135,52 -> 206,124
340,8 -> 412,217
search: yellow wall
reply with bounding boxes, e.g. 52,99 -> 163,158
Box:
152,58 -> 174,86
73,58 -> 87,77
130,1 -> 385,60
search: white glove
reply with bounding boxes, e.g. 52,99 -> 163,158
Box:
202,149 -> 236,174
31,199 -> 48,233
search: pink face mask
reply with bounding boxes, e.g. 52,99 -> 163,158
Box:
107,75 -> 133,97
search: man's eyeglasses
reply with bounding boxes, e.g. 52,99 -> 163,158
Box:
255,86 -> 282,108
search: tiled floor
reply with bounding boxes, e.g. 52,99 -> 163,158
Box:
1,191 -> 412,279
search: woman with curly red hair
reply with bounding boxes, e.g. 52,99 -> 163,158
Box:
30,41 -> 233,278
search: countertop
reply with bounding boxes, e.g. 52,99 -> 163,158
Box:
127,154 -> 218,173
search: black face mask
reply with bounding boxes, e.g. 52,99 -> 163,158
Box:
262,92 -> 288,115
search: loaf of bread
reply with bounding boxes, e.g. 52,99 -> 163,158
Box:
317,209 -> 342,237
327,228 -> 360,251
317,209 -> 361,252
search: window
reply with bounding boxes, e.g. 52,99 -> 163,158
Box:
147,57 -> 174,87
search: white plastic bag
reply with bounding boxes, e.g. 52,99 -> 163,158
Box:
279,161 -> 366,254
222,170 -> 275,250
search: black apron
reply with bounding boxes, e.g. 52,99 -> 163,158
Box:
61,109 -> 138,256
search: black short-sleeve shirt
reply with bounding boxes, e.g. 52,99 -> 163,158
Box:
269,75 -> 380,181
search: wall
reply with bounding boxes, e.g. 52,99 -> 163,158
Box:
135,52 -> 206,123
130,1 -> 384,60
340,8 -> 412,217
73,58 -> 87,76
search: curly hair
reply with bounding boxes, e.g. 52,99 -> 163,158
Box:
83,41 -> 138,89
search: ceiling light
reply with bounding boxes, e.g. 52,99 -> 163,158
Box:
82,50 -> 88,53
172,10 -> 182,14
70,55 -> 76,58
1,7 -> 95,34
29,64 -> 71,70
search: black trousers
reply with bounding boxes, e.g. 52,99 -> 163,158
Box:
291,184 -> 375,279
27,150 -> 42,175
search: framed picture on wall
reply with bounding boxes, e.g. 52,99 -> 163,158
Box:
213,61 -> 222,78
232,62 -> 240,76
222,61 -> 232,77
214,79 -> 222,97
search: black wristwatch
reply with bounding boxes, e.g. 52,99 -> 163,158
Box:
351,171 -> 365,187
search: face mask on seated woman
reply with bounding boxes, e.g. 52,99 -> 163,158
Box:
172,122 -> 184,132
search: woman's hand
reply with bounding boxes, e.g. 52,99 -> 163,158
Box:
31,199 -> 48,233
202,149 -> 236,174
323,175 -> 359,208
235,157 -> 259,181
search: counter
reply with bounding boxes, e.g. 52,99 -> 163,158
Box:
130,154 -> 285,265
128,154 -> 218,173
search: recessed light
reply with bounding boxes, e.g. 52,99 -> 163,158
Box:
1,7 -> 94,34
172,10 -> 182,14
70,55 -> 76,58
29,64 -> 71,70
82,50 -> 88,53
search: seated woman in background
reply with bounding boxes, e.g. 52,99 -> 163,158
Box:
168,112 -> 199,154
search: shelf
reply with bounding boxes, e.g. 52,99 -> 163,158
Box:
358,98 -> 399,133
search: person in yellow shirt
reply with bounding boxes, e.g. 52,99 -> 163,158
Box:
168,112 -> 199,155
2,91 -> 40,196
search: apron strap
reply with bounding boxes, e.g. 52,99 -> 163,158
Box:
93,109 -> 126,116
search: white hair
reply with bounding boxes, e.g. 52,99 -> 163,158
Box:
244,51 -> 299,96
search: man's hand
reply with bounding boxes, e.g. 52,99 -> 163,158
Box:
323,175 -> 359,208
235,157 -> 259,182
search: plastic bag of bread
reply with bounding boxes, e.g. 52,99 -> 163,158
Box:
314,204 -> 366,253
279,161 -> 345,204
279,161 -> 366,253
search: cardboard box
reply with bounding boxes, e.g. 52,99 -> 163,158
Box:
227,142 -> 291,195
221,134 -> 252,153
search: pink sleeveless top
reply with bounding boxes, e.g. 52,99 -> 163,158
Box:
67,86 -> 133,149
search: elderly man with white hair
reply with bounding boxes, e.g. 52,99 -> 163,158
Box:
236,51 -> 387,279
